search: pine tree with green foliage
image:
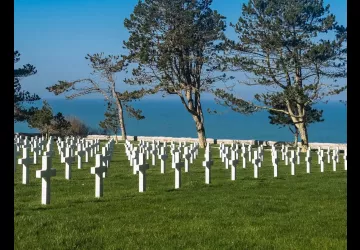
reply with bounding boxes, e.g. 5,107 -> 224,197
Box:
28,100 -> 53,138
123,0 -> 228,148
46,53 -> 148,140
214,0 -> 346,151
267,94 -> 324,145
28,100 -> 71,139
14,51 -> 40,123
99,103 -> 120,143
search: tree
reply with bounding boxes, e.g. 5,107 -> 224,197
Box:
52,112 -> 71,138
28,101 -> 71,138
214,0 -> 346,151
66,116 -> 90,137
123,0 -> 228,148
267,94 -> 324,145
46,53 -> 147,140
99,102 -> 120,143
28,100 -> 53,138
14,51 -> 41,122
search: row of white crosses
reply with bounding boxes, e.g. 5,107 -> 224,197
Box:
217,142 -> 347,179
124,140 -> 200,192
90,139 -> 115,197
15,135 -> 114,204
16,136 -> 55,184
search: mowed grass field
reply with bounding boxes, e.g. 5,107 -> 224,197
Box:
14,141 -> 347,249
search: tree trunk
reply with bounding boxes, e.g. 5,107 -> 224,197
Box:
192,114 -> 207,148
184,90 -> 207,148
114,96 -> 127,140
296,122 -> 309,152
294,128 -> 299,147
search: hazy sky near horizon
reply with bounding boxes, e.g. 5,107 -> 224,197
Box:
15,0 -> 347,101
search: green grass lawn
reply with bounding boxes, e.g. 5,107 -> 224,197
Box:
14,142 -> 347,249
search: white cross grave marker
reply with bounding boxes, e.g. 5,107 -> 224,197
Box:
158,146 -> 168,174
135,152 -> 149,192
332,149 -> 337,171
319,150 -> 325,173
36,155 -> 56,204
202,149 -> 213,184
183,146 -> 191,173
230,149 -> 239,181
252,151 -> 260,178
174,152 -> 184,189
272,150 -> 278,177
18,147 -> 33,184
75,144 -> 85,169
290,150 -> 296,175
305,149 -> 311,173
64,147 -> 75,180
90,154 -> 107,198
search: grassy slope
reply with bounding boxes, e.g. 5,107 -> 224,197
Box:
14,142 -> 347,250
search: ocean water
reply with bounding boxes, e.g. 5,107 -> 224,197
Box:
14,98 -> 347,143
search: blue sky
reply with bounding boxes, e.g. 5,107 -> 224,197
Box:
14,0 -> 347,101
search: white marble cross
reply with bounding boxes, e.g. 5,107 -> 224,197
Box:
64,147 -> 75,180
202,149 -> 213,184
183,146 -> 191,173
290,150 -> 296,175
224,147 -> 230,169
258,147 -> 263,168
285,146 -> 289,165
14,143 -> 19,172
174,152 -> 184,189
332,149 -> 337,171
145,142 -> 151,160
335,147 -> 339,163
60,142 -> 66,163
219,143 -> 223,158
319,150 -> 325,173
171,147 -> 179,169
234,144 -> 239,160
248,145 -> 252,162
131,147 -> 139,175
272,150 -> 278,177
327,147 -> 331,163
18,147 -> 33,184
135,152 -> 149,192
296,147 -> 300,165
241,145 -> 247,169
189,144 -> 194,164
32,140 -> 40,164
281,145 -> 285,161
158,146 -> 168,174
102,147 -> 111,178
43,141 -> 54,157
151,145 -> 158,166
305,149 -> 311,173
22,138 -> 31,150
90,154 -> 107,198
221,145 -> 227,163
75,144 -> 85,169
191,144 -> 197,160
89,141 -> 94,158
84,143 -> 92,163
230,149 -> 239,181
36,155 -> 56,205
252,151 -> 260,178
317,147 -> 321,164
259,145 -> 264,161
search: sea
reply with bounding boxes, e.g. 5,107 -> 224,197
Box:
14,98 -> 347,143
